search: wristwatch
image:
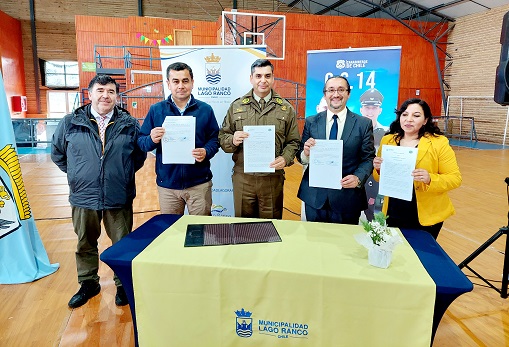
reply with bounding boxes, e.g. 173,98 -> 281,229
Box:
356,176 -> 362,188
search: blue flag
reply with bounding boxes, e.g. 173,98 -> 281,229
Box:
0,70 -> 59,284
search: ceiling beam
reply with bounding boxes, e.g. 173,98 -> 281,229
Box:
398,0 -> 455,22
356,0 -> 455,22
405,0 -> 476,22
357,0 -> 398,18
287,0 -> 303,6
315,0 -> 350,15
430,0 -> 489,12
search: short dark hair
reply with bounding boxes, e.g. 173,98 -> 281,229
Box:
389,98 -> 443,141
166,62 -> 193,80
323,75 -> 351,94
250,59 -> 274,74
88,75 -> 119,94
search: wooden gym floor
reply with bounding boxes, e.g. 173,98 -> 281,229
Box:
1,147 -> 509,346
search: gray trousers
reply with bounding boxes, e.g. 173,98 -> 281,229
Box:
71,205 -> 133,287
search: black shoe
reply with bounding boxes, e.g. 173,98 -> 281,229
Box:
68,280 -> 101,309
115,285 -> 129,306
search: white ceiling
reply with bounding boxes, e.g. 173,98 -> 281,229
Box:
280,0 -> 509,22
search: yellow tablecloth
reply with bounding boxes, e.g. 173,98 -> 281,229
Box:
132,215 -> 435,347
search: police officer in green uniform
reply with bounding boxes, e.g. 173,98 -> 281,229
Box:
219,59 -> 300,219
359,88 -> 387,221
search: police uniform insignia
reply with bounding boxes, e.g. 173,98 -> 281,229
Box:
281,106 -> 287,111
234,108 -> 244,113
276,98 -> 283,105
242,98 -> 250,104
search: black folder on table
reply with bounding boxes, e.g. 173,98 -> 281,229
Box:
184,221 -> 281,247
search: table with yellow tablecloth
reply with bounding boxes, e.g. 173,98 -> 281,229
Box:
131,215 -> 436,347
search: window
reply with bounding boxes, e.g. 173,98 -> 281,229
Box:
47,91 -> 80,118
41,61 -> 79,89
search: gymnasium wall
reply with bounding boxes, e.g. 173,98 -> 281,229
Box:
1,0 -> 508,143
0,10 -> 26,118
0,0 -> 295,117
444,4 -> 509,144
74,10 -> 446,120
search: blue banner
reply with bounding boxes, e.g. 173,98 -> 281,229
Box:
0,70 -> 59,284
305,47 -> 402,222
306,46 -> 401,128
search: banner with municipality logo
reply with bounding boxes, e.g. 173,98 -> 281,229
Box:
159,46 -> 266,217
306,46 -> 401,128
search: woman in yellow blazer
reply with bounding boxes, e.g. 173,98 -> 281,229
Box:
373,98 -> 461,239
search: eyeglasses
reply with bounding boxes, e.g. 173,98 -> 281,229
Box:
324,87 -> 348,95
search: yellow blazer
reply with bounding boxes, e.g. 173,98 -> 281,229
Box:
373,134 -> 462,226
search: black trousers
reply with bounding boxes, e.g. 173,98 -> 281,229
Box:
387,216 -> 443,239
305,199 -> 360,225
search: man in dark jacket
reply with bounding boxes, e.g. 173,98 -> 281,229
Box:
51,75 -> 146,308
138,62 -> 219,215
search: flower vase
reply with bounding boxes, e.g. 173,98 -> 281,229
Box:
368,246 -> 393,269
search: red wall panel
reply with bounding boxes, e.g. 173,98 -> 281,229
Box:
0,10 -> 26,118
76,11 -> 446,118
76,15 -> 217,119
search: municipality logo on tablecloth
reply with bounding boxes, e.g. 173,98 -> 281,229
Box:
235,308 -> 253,338
235,307 -> 310,340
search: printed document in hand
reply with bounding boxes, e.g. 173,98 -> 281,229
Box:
309,139 -> 343,189
161,116 -> 196,164
243,125 -> 275,173
378,145 -> 418,201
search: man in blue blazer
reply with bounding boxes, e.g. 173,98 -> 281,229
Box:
297,76 -> 375,224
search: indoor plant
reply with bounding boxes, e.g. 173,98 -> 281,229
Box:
355,212 -> 402,268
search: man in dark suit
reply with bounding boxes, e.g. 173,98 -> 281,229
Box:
297,76 -> 375,224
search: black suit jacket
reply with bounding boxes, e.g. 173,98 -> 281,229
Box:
297,109 -> 375,212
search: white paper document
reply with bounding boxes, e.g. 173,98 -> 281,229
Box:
378,145 -> 418,201
309,139 -> 343,189
161,116 -> 196,164
243,125 -> 275,173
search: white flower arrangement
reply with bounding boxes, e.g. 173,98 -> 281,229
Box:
360,212 -> 394,246
355,212 -> 403,268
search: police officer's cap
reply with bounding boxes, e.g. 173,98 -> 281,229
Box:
360,88 -> 383,106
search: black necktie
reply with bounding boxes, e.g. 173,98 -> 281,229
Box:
330,115 -> 338,140
259,98 -> 266,111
